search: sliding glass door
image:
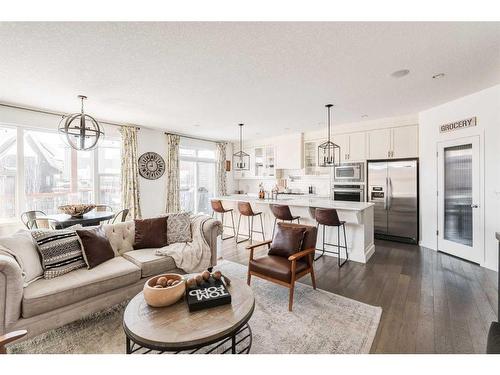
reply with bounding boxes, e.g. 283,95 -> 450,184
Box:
179,139 -> 216,215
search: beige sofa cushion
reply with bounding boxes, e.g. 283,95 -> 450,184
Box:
102,221 -> 135,255
122,249 -> 177,278
22,257 -> 141,318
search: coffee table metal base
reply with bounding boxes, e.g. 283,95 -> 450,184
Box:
125,323 -> 252,354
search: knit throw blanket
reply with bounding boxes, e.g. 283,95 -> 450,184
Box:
155,214 -> 214,273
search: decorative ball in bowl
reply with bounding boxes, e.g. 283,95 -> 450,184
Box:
58,204 -> 96,218
143,273 -> 186,307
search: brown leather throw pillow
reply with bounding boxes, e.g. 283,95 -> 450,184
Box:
268,223 -> 306,258
133,217 -> 168,249
76,226 -> 115,269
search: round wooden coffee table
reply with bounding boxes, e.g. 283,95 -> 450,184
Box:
123,277 -> 255,354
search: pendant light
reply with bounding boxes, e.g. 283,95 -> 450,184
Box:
233,123 -> 250,170
318,104 -> 340,167
58,95 -> 104,151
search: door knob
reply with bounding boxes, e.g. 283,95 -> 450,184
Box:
471,204 -> 479,208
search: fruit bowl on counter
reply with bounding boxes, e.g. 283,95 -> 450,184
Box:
143,274 -> 186,307
58,204 -> 96,218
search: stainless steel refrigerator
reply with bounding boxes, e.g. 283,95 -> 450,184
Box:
367,159 -> 418,243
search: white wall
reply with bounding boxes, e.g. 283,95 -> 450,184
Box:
419,84 -> 500,271
137,128 -> 167,218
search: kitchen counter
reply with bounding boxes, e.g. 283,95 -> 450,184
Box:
215,195 -> 375,263
215,195 -> 374,212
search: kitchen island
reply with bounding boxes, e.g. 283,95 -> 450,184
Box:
214,195 -> 375,263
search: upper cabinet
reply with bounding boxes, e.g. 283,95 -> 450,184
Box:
304,139 -> 330,175
367,125 -> 418,159
275,133 -> 303,170
254,145 -> 275,177
333,132 -> 366,162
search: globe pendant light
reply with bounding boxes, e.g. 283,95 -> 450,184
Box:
318,104 -> 340,167
58,95 -> 104,151
233,123 -> 250,170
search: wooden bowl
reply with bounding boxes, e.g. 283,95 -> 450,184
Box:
143,273 -> 186,307
58,204 -> 96,218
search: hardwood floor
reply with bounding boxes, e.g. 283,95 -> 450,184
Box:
220,238 -> 498,353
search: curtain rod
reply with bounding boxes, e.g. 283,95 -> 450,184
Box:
165,132 -> 224,144
0,102 -> 141,130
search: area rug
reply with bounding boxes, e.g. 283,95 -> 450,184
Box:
8,260 -> 382,354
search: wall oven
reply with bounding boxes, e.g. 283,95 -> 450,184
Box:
332,184 -> 365,202
333,162 -> 364,182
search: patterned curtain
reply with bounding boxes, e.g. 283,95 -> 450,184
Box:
119,126 -> 142,219
216,142 -> 227,196
166,133 -> 181,213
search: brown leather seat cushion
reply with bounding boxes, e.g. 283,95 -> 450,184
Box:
249,255 -> 308,283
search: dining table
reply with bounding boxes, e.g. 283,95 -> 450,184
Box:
46,211 -> 115,229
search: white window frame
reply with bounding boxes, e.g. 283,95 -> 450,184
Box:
0,122 -> 122,224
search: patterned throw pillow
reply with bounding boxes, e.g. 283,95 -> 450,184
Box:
167,212 -> 192,244
31,229 -> 86,279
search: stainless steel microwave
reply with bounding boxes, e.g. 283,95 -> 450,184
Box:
333,162 -> 364,182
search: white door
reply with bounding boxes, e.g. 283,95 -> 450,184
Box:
368,128 -> 391,159
392,125 -> 418,158
437,136 -> 482,263
348,131 -> 366,161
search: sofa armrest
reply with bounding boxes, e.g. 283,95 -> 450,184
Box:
0,254 -> 23,335
201,217 -> 223,267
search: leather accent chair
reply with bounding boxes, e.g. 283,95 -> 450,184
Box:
246,222 -> 317,311
0,330 -> 27,354
269,204 -> 300,239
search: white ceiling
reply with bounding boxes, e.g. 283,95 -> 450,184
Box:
0,22 -> 499,141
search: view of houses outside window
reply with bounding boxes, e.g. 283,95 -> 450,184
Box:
179,140 -> 216,215
0,125 -> 122,220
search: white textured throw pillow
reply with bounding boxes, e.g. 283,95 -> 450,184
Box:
0,230 -> 44,286
166,212 -> 192,244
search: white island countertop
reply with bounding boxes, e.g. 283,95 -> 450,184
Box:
214,195 -> 373,211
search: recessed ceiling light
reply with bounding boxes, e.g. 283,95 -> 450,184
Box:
432,73 -> 445,79
361,114 -> 368,118
391,69 -> 410,78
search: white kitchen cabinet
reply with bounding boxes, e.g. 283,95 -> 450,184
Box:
254,145 -> 275,177
367,126 -> 418,159
392,125 -> 418,158
275,133 -> 303,170
348,132 -> 367,161
367,128 -> 392,159
334,132 -> 366,161
304,139 -> 330,175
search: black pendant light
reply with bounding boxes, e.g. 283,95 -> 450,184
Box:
58,95 -> 104,151
318,104 -> 340,167
233,123 -> 250,170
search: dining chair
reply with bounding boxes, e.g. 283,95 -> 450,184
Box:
33,217 -> 63,230
20,210 -> 47,229
111,208 -> 130,224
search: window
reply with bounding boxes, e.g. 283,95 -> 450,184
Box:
0,126 -> 17,221
24,130 -> 94,214
0,124 -> 122,221
98,138 -> 122,211
179,140 -> 216,215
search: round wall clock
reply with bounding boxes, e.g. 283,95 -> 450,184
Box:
138,152 -> 166,180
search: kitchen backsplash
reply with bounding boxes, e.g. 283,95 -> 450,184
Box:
234,169 -> 332,196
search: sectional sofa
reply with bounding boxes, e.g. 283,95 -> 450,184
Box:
0,216 -> 221,339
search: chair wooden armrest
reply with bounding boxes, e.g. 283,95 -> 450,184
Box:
245,240 -> 272,250
0,330 -> 27,354
288,247 -> 316,262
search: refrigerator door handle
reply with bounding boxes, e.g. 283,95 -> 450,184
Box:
387,176 -> 393,209
384,177 -> 388,210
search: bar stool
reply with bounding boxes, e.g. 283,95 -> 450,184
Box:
270,204 -> 300,239
211,200 -> 236,240
314,208 -> 348,267
236,201 -> 265,244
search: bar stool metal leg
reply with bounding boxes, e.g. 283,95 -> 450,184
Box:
272,217 -> 277,240
236,214 -> 249,244
259,213 -> 265,241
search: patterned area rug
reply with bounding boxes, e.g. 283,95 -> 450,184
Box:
9,260 -> 382,354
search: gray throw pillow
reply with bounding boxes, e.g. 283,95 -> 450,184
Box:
31,229 -> 86,279
0,230 -> 44,286
167,212 -> 192,244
